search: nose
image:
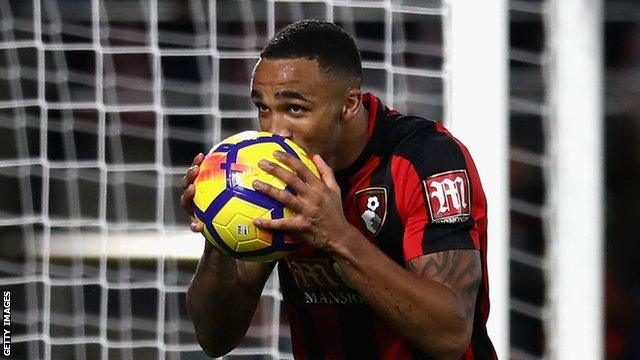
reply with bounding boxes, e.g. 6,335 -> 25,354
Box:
269,116 -> 292,139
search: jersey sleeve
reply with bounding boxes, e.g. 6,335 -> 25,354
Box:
391,122 -> 485,262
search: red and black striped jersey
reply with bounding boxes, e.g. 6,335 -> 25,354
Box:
278,93 -> 496,360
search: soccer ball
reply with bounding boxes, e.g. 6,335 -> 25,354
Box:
192,131 -> 320,262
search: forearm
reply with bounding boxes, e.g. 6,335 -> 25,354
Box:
187,241 -> 272,356
329,227 -> 471,359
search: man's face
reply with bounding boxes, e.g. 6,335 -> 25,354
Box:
250,58 -> 347,161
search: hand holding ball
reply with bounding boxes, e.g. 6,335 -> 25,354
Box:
192,131 -> 320,262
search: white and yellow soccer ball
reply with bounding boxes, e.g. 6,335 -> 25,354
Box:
193,131 -> 320,262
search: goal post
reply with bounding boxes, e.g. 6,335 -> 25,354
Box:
447,1 -> 510,358
546,0 -> 604,358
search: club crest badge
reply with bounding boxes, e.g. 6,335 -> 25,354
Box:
354,187 -> 387,235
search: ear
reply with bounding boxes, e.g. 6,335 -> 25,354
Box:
341,88 -> 362,122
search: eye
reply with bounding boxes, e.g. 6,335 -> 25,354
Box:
255,103 -> 269,113
289,104 -> 306,114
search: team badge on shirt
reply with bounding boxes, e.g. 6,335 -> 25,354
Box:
423,170 -> 471,223
354,187 -> 387,235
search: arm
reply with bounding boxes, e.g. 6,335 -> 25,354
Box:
181,153 -> 275,357
252,152 -> 481,359
331,228 -> 480,359
187,242 -> 275,357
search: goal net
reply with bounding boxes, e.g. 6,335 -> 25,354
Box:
0,1 -> 448,359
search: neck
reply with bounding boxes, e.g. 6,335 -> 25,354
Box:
331,106 -> 370,172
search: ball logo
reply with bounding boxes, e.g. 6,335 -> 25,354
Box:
355,187 -> 387,235
236,224 -> 249,236
424,170 -> 471,223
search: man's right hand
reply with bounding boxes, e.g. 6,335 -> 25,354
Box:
180,152 -> 205,232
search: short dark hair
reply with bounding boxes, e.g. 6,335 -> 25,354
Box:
260,20 -> 362,86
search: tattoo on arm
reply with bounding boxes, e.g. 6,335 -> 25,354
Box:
406,250 -> 482,321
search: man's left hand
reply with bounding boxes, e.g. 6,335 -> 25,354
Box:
251,150 -> 348,253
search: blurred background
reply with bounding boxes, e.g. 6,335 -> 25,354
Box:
0,0 -> 637,359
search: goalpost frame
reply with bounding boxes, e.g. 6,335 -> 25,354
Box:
546,0 -> 604,358
449,1 -> 604,357
446,1 -> 510,358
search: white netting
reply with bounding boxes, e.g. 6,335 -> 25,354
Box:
0,0 -> 447,359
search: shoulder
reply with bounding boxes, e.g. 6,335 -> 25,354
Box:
391,120 -> 470,179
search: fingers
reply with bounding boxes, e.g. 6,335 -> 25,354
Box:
252,178 -> 302,212
180,184 -> 204,232
257,158 -> 307,195
272,150 -> 319,184
253,214 -> 306,232
181,165 -> 200,190
180,183 -> 196,214
189,217 -> 203,232
191,152 -> 205,166
180,153 -> 203,214
181,153 -> 205,233
182,153 -> 204,189
312,154 -> 339,191
253,151 -> 337,212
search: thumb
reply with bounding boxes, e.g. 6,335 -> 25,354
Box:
312,154 -> 339,191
